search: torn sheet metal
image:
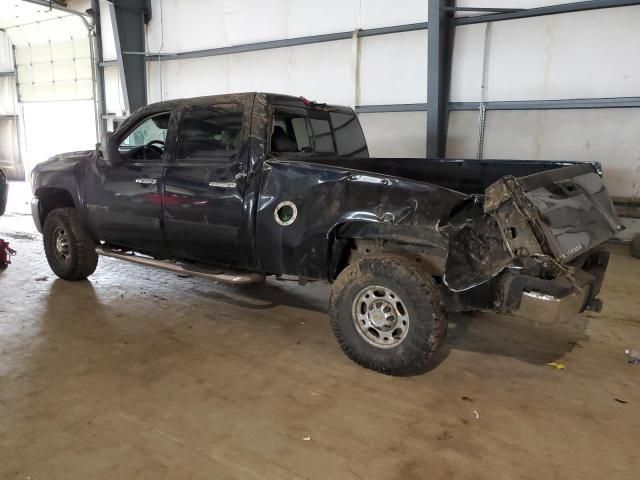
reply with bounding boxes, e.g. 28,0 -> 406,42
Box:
255,159 -> 470,279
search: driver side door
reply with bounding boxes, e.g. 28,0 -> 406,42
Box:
84,110 -> 175,254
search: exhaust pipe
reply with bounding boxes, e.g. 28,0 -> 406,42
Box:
96,246 -> 265,286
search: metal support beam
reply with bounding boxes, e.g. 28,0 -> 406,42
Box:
108,0 -> 150,113
426,0 -> 454,158
114,22 -> 428,63
355,97 -> 640,114
355,104 -> 427,114
443,7 -> 525,13
455,0 -> 640,25
449,97 -> 640,111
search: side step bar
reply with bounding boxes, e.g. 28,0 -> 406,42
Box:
96,246 -> 265,286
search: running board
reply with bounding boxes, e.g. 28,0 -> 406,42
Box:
96,246 -> 265,286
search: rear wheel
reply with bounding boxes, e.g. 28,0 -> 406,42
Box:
43,207 -> 98,280
330,255 -> 447,376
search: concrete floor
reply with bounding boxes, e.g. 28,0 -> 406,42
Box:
1,185 -> 639,479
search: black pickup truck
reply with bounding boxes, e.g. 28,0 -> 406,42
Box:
31,92 -> 622,375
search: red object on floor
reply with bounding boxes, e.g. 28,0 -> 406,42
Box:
0,238 -> 16,269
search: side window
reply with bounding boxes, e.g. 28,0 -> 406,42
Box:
309,118 -> 335,154
270,109 -> 336,156
330,112 -> 368,157
119,112 -> 170,151
176,103 -> 243,161
271,111 -> 312,153
291,117 -> 311,151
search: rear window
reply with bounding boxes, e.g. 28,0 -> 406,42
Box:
330,112 -> 368,157
309,118 -> 335,154
270,107 -> 367,158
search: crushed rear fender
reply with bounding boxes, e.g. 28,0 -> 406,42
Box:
443,163 -> 622,321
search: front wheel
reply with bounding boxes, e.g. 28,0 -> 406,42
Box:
330,255 -> 447,376
43,207 -> 98,280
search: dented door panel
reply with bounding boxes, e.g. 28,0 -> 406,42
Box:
255,159 -> 470,279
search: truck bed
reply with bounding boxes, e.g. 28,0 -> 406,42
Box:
307,157 -> 582,195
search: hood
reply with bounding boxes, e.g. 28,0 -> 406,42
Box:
41,149 -> 94,167
32,149 -> 94,175
31,150 -> 95,192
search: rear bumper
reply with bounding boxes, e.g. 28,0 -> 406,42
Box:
31,197 -> 43,233
509,250 -> 609,324
516,285 -> 592,324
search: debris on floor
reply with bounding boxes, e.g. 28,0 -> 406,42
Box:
0,238 -> 16,269
547,362 -> 566,370
473,410 -> 480,419
625,349 -> 640,365
614,398 -> 628,404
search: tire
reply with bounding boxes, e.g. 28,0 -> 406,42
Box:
330,255 -> 448,376
43,207 -> 98,280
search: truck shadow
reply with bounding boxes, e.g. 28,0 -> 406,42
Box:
445,311 -> 591,365
193,279 -> 590,367
190,279 -> 330,314
37,276 -> 590,369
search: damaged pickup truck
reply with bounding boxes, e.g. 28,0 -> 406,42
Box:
31,92 -> 622,375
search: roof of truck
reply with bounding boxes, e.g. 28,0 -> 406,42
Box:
134,92 -> 352,115
116,92 -> 354,137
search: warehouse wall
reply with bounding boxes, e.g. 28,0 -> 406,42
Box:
99,0 -> 640,199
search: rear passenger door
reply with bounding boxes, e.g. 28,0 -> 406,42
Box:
162,102 -> 248,267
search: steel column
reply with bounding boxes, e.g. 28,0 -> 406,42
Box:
108,0 -> 150,113
426,0 -> 454,158
90,0 -> 107,137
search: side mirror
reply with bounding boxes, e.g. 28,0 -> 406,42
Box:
97,131 -> 122,166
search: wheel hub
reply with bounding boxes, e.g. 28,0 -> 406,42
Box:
53,227 -> 70,263
352,286 -> 410,349
368,300 -> 395,329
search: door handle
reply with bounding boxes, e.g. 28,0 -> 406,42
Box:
135,177 -> 157,185
208,181 -> 236,188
